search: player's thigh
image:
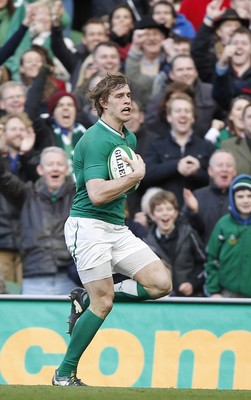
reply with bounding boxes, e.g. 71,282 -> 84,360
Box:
78,260 -> 113,285
113,226 -> 160,278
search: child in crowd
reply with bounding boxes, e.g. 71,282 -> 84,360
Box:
205,174 -> 251,298
143,189 -> 206,297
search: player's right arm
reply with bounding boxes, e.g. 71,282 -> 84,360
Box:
86,155 -> 145,206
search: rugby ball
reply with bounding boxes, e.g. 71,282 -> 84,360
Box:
108,145 -> 140,193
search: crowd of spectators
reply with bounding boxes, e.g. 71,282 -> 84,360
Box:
0,0 -> 251,298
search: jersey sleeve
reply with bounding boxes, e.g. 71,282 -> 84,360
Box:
83,134 -> 110,182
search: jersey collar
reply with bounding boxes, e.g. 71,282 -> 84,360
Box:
98,118 -> 128,138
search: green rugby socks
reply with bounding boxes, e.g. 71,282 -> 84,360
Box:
114,279 -> 153,301
57,309 -> 103,377
80,279 -> 152,307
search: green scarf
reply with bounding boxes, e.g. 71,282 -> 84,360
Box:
52,122 -> 86,177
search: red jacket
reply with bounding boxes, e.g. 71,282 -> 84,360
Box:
180,0 -> 230,30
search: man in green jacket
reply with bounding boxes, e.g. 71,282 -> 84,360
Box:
205,174 -> 251,298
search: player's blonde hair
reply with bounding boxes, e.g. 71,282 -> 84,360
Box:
87,72 -> 129,117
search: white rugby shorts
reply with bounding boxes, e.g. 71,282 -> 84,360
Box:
64,217 -> 159,283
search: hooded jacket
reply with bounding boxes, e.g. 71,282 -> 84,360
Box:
228,174 -> 251,225
205,174 -> 251,296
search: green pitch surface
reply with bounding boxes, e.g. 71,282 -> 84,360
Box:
1,386 -> 251,400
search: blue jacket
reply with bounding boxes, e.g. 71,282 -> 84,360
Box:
173,13 -> 196,39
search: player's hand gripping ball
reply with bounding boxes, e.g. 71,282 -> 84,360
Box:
108,145 -> 140,193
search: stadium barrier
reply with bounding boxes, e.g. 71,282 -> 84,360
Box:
0,295 -> 251,389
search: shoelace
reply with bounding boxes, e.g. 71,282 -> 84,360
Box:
69,374 -> 85,386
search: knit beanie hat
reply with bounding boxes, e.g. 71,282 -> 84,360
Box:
232,176 -> 251,193
47,91 -> 78,115
229,174 -> 251,225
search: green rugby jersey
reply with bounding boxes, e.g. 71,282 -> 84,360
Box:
70,119 -> 137,225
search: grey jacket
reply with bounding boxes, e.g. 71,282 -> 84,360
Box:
0,168 -> 75,277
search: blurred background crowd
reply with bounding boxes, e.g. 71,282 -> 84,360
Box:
0,0 -> 251,299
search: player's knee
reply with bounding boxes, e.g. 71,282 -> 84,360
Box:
156,269 -> 172,297
93,294 -> 114,318
102,295 -> 114,314
162,278 -> 172,296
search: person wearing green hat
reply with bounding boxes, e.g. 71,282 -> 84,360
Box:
205,173 -> 251,297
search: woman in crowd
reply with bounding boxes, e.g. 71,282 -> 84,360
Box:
205,95 -> 251,147
109,4 -> 135,62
